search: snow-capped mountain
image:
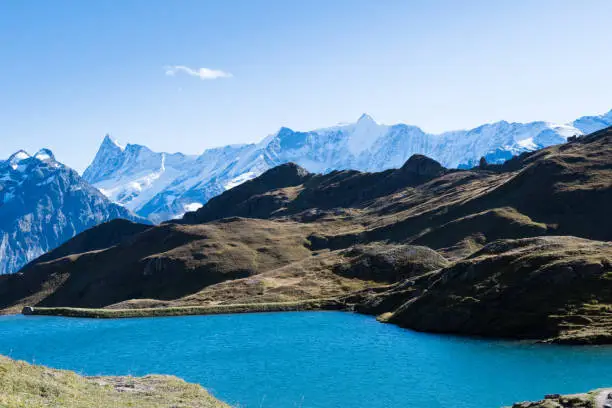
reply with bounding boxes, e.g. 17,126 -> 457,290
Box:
84,109 -> 612,223
572,109 -> 612,134
0,149 -> 145,274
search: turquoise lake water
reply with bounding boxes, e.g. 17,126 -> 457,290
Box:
1,311 -> 611,408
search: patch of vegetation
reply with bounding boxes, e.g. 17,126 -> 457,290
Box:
0,355 -> 229,408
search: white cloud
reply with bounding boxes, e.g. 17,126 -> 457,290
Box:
164,65 -> 232,80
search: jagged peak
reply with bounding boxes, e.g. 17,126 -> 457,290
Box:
102,134 -> 125,152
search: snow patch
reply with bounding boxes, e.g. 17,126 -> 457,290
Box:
223,171 -> 258,190
549,123 -> 583,138
516,137 -> 537,150
12,151 -> 30,161
184,202 -> 203,212
34,152 -> 52,161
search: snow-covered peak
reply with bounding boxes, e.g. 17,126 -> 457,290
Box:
34,148 -> 56,162
3,149 -> 60,173
6,150 -> 35,171
346,113 -> 388,155
571,109 -> 612,135
83,135 -> 199,216
8,150 -> 31,164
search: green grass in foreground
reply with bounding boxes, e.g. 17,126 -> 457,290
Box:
0,355 -> 229,408
25,299 -> 344,318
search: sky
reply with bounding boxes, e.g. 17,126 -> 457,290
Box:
0,0 -> 611,172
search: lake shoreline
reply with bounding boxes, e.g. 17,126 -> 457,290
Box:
20,300 -> 612,346
21,298 -> 345,319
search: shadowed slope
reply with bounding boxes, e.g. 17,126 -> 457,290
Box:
29,219 -> 152,266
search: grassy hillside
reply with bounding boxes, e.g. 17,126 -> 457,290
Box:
0,355 -> 229,408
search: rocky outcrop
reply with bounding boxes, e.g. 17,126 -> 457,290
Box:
384,236 -> 612,343
511,388 -> 612,408
398,154 -> 445,179
334,243 -> 448,283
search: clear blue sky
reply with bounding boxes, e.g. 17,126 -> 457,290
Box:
1,0 -> 611,172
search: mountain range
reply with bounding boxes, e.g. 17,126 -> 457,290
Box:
83,109 -> 612,222
0,149 -> 144,274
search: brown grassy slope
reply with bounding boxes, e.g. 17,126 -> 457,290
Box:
0,219 -> 320,312
28,219 -> 152,266
0,355 -> 229,408
2,219 -> 449,313
146,243 -> 449,308
369,236 -> 612,343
